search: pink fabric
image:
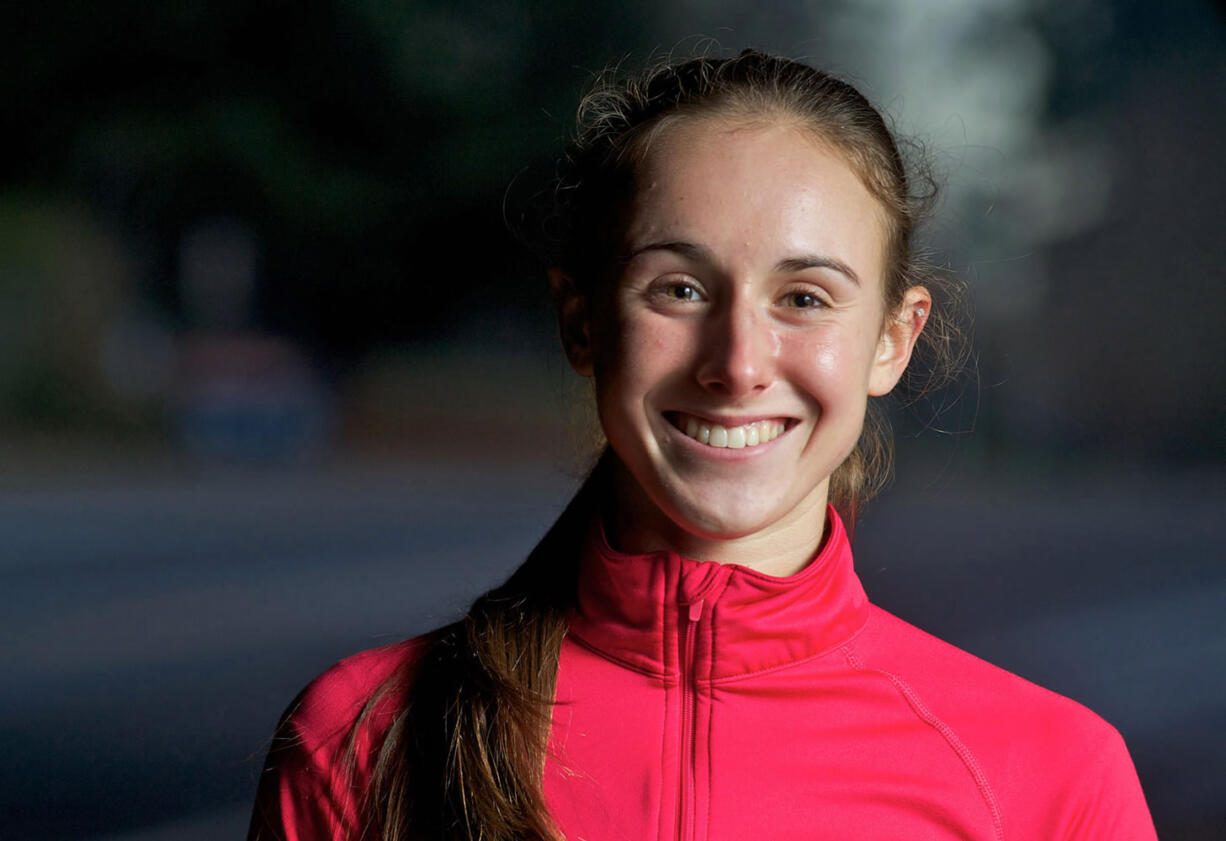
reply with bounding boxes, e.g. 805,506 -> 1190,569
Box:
250,508 -> 1156,840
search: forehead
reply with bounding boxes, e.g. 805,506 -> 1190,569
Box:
623,116 -> 888,283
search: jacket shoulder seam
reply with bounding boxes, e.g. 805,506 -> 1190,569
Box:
842,646 -> 1006,841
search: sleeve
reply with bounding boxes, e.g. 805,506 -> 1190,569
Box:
1049,724 -> 1157,841
246,644 -> 415,841
246,693 -> 365,841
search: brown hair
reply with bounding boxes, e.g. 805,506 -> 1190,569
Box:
358,49 -> 967,841
552,49 -> 966,517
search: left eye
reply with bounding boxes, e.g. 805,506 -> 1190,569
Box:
784,291 -> 822,309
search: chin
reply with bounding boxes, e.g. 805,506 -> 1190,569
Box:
657,483 -> 805,542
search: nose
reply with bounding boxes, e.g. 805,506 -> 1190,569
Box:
695,299 -> 775,399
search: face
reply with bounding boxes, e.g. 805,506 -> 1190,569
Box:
556,116 -> 927,558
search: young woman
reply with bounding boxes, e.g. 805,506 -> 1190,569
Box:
249,51 -> 1156,841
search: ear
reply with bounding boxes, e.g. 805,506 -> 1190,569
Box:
549,267 -> 594,376
868,286 -> 930,397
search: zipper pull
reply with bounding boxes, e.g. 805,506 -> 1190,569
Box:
687,598 -> 704,624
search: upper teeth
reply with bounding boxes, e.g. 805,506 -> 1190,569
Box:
679,414 -> 786,449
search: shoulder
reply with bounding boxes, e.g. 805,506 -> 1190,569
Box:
851,606 -> 1119,773
852,606 -> 1156,839
855,606 -> 1100,730
285,640 -> 421,751
248,638 -> 425,841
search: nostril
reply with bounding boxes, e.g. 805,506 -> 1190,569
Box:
695,335 -> 773,396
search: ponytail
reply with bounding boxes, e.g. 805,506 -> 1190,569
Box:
360,452 -> 612,840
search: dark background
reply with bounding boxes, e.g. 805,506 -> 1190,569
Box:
2,2 -> 1223,839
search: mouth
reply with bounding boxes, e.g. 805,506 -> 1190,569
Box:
666,411 -> 794,450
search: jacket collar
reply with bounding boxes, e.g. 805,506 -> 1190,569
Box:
567,505 -> 870,681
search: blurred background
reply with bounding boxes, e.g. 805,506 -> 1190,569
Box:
2,1 -> 1223,839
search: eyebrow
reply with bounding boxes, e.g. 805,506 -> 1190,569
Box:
623,240 -> 860,286
621,239 -> 710,264
774,255 -> 860,286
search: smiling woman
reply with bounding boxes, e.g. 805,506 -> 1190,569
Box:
248,50 -> 1157,841
564,117 -> 928,574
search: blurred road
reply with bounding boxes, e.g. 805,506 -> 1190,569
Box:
1,459 -> 1222,840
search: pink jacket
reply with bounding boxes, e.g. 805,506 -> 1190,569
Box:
250,508 -> 1157,840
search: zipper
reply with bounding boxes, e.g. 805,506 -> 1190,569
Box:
678,598 -> 703,841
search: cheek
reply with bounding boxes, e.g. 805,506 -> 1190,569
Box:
789,329 -> 874,393
599,315 -> 692,392
812,343 -> 839,376
592,321 -> 686,463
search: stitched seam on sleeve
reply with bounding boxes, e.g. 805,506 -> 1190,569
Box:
843,647 -> 1005,841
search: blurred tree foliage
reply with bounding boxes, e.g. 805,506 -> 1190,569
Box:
2,0 -> 654,355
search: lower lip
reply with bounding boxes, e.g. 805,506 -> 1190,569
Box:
663,416 -> 793,461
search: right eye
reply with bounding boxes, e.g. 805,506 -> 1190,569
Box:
650,277 -> 705,303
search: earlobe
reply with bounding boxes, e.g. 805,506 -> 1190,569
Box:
868,287 -> 931,397
549,267 -> 594,376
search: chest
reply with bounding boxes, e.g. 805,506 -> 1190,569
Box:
543,640 -> 1001,841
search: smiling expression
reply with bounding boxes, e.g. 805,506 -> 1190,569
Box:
558,115 -> 925,568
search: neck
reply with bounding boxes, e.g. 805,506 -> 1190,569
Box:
603,461 -> 830,578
